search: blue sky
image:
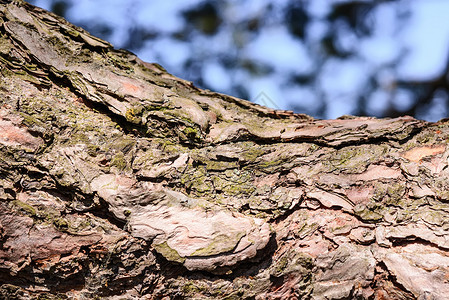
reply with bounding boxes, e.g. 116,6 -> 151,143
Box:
32,0 -> 449,121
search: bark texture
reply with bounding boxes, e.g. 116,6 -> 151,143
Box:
1,1 -> 449,299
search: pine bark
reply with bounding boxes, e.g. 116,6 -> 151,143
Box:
1,1 -> 449,299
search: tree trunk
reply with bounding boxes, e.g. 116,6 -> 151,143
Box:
1,1 -> 449,299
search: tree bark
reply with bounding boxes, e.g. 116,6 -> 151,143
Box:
1,1 -> 449,299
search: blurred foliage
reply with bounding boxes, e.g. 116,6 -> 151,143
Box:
26,0 -> 449,121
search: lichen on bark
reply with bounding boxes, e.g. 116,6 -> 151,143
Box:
1,1 -> 449,299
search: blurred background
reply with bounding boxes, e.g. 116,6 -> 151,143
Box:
26,0 -> 449,121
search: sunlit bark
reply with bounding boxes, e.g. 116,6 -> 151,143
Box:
1,2 -> 449,299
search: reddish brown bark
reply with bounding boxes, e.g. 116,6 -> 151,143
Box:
1,1 -> 449,299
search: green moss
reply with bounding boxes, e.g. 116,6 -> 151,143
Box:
180,166 -> 213,195
65,28 -> 81,38
370,182 -> 406,207
0,36 -> 13,55
181,126 -> 201,142
69,131 -> 90,145
271,250 -> 314,278
296,222 -> 319,239
326,145 -> 388,174
226,181 -> 254,196
183,126 -> 197,136
153,241 -> 185,263
385,183 -> 406,205
275,255 -> 289,274
20,113 -> 39,127
205,160 -> 238,171
87,144 -> 101,156
191,232 -> 245,256
354,207 -> 383,222
106,52 -> 134,72
211,173 -> 255,197
66,71 -> 89,95
182,282 -> 204,295
259,159 -> 284,170
53,217 -> 69,230
125,107 -> 141,124
14,70 -> 43,85
240,142 -> 266,162
110,137 -> 135,153
11,200 -> 36,216
157,138 -> 184,153
11,199 -> 85,232
296,253 -> 314,269
110,152 -> 127,170
420,210 -> 445,225
416,131 -> 437,144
